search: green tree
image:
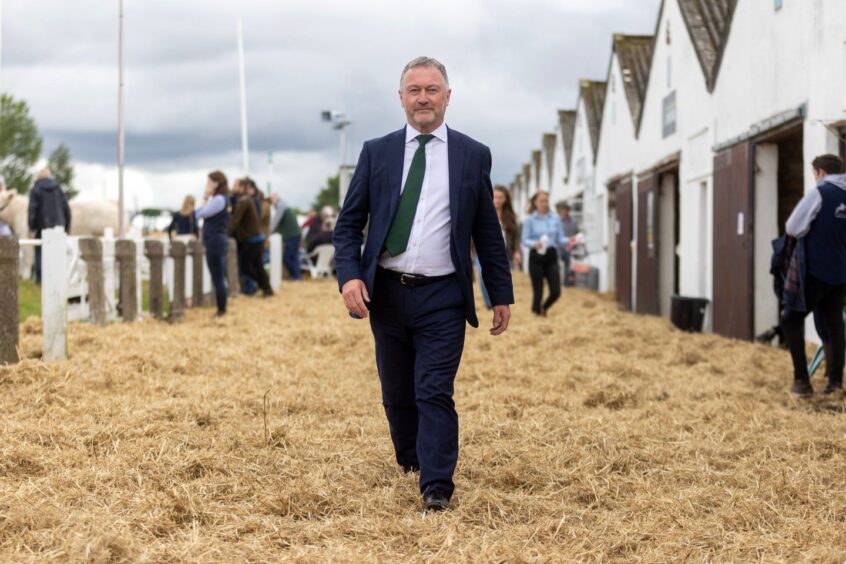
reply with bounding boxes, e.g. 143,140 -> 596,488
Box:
48,143 -> 78,200
312,174 -> 339,212
0,93 -> 43,194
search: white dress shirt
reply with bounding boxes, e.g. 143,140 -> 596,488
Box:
379,123 -> 455,276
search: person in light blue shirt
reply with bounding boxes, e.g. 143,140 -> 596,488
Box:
521,191 -> 568,316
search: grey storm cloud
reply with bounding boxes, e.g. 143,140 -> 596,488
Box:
3,0 -> 661,186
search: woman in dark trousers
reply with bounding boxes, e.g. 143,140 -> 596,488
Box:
521,191 -> 568,316
167,195 -> 199,239
229,181 -> 274,297
195,171 -> 231,316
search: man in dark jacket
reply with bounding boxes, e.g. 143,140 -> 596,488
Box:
782,154 -> 846,396
28,167 -> 71,284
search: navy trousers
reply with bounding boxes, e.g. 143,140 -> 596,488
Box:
204,241 -> 229,313
369,268 -> 467,498
283,236 -> 302,280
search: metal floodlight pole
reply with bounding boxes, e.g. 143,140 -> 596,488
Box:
117,0 -> 125,237
237,18 -> 249,175
322,110 -> 352,166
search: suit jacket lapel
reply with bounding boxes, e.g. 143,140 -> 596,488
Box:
386,127 -> 406,221
447,127 -> 465,232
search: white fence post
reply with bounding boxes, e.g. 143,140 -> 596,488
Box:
41,227 -> 68,361
270,233 -> 282,290
103,228 -> 118,321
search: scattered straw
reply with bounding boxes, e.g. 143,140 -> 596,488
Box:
1,276 -> 845,561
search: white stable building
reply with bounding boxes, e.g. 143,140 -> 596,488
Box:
508,0 -> 846,342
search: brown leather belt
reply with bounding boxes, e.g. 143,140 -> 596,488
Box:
378,267 -> 454,288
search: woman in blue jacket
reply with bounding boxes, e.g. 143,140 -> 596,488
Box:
522,191 -> 568,316
194,171 -> 231,316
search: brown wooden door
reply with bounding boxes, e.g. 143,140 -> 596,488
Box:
636,174 -> 659,315
712,142 -> 754,340
615,179 -> 633,311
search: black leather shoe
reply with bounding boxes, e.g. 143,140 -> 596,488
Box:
423,491 -> 450,512
823,381 -> 843,395
791,378 -> 814,396
402,464 -> 420,474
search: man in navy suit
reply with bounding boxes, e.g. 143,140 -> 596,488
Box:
334,57 -> 514,511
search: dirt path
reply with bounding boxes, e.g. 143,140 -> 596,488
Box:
2,277 -> 845,561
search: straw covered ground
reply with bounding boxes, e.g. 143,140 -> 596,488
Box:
2,275 -> 846,562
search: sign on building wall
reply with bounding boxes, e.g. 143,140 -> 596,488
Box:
662,91 -> 677,138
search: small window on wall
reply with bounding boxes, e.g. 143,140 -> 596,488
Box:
774,0 -> 783,11
662,91 -> 677,138
839,127 -> 846,164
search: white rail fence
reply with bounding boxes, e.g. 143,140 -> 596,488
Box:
1,228 -> 283,364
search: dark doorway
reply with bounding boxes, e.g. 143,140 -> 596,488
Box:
636,174 -> 658,314
636,167 -> 679,316
712,142 -> 754,340
614,179 -> 633,311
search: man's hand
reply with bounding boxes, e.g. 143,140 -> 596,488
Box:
342,279 -> 370,318
490,304 -> 511,336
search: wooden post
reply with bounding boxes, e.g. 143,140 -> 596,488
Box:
0,237 -> 19,365
189,240 -> 204,308
169,241 -> 187,318
41,227 -> 68,361
115,240 -> 137,322
269,233 -> 282,291
78,238 -> 107,326
144,240 -> 165,320
227,238 -> 240,296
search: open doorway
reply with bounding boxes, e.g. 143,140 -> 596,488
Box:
636,167 -> 679,316
657,169 -> 680,316
753,125 -> 804,337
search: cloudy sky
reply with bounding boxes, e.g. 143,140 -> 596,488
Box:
1,0 -> 660,210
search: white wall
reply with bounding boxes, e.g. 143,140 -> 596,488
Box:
754,144 -> 780,336
637,0 -> 715,316
550,126 -> 568,205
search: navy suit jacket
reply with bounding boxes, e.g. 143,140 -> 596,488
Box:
333,126 -> 515,328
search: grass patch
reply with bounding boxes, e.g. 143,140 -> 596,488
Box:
18,279 -> 41,321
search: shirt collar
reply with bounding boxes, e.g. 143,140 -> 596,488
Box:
405,122 -> 448,144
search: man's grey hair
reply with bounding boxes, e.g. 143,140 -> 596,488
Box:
400,56 -> 449,88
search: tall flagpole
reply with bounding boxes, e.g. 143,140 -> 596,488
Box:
117,0 -> 125,236
237,18 -> 249,175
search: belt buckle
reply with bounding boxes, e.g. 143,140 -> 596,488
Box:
400,273 -> 414,287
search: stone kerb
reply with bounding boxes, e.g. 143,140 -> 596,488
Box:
144,240 -> 165,320
0,237 -> 19,364
169,241 -> 187,318
115,240 -> 138,322
78,238 -> 107,326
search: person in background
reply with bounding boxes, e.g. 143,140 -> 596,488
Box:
782,154 -> 846,396
229,177 -> 274,297
555,201 -> 579,287
245,178 -> 272,264
194,171 -> 231,316
167,195 -> 199,239
28,166 -> 71,284
269,193 -> 303,280
229,178 -> 256,294
523,191 -> 567,316
306,206 -> 336,253
474,185 -> 521,309
0,177 -> 13,237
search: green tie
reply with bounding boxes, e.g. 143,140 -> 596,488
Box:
384,134 -> 434,257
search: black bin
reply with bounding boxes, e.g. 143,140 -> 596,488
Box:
670,295 -> 709,333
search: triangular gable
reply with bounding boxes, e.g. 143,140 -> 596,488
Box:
677,0 -> 738,92
542,133 -> 556,186
531,150 -> 542,187
558,110 -> 577,172
579,80 -> 607,158
613,34 -> 653,131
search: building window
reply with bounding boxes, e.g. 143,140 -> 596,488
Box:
839,127 -> 846,164
662,91 -> 677,138
774,0 -> 783,10
667,56 -> 672,89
